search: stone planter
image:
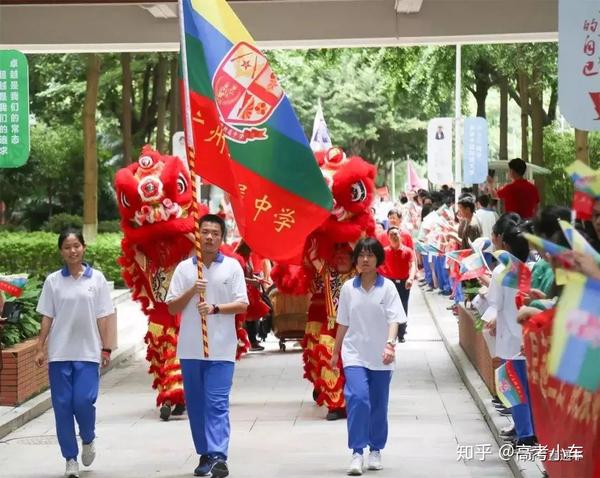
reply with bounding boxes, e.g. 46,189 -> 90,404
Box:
457,305 -> 496,395
0,338 -> 48,406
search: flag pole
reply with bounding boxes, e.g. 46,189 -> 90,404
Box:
178,0 -> 209,358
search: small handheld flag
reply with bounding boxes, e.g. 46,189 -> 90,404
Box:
0,274 -> 28,298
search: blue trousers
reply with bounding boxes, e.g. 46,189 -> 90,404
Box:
433,256 -> 451,293
422,254 -> 433,287
509,359 -> 535,439
48,361 -> 99,460
180,359 -> 234,459
452,279 -> 464,304
343,366 -> 392,454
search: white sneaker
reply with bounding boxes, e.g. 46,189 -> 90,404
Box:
367,450 -> 383,470
65,459 -> 79,478
347,453 -> 364,476
81,439 -> 96,467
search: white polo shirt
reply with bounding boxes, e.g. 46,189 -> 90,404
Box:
486,264 -> 523,360
336,274 -> 406,371
166,253 -> 248,362
36,264 -> 114,363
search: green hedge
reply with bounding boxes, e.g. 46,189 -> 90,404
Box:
0,232 -> 124,287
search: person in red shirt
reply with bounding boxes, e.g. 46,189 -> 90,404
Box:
496,158 -> 540,220
379,226 -> 415,343
386,209 -> 414,248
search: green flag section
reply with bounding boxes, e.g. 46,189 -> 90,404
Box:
0,50 -> 30,168
180,0 -> 332,263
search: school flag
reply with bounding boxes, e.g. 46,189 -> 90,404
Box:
309,99 -> 332,152
445,249 -> 472,263
180,0 -> 332,262
458,252 -> 487,281
522,308 -> 600,478
493,250 -> 532,290
548,274 -> 600,391
566,160 -> 600,220
0,273 -> 28,298
523,233 -> 576,270
495,361 -> 527,409
558,220 -> 600,264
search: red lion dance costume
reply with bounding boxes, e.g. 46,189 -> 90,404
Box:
115,146 -> 254,420
272,147 -> 376,420
115,146 -> 195,420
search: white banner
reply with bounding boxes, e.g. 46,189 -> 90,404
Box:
427,118 -> 454,185
309,100 -> 333,152
559,0 -> 600,131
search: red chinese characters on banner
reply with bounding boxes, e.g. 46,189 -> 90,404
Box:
523,309 -> 600,478
560,1 -> 600,130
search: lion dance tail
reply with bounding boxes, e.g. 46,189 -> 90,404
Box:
144,304 -> 185,407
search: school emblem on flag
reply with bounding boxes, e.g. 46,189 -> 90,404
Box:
212,42 -> 284,142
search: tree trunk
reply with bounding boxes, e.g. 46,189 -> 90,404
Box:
529,67 -> 545,196
121,53 -> 133,165
517,70 -> 529,162
155,55 -> 168,153
83,54 -> 101,243
169,55 -> 180,152
575,129 -> 590,165
499,76 -> 508,161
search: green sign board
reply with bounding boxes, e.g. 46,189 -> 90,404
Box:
0,50 -> 30,168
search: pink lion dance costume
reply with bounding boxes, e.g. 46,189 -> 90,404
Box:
272,147 -> 376,419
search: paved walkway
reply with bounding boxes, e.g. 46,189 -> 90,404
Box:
0,288 -> 513,478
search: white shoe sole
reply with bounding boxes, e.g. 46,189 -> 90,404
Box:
368,464 -> 384,470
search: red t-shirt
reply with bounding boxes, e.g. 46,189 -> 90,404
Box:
377,230 -> 414,249
379,245 -> 414,280
497,179 -> 540,219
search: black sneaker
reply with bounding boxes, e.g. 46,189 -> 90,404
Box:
208,459 -> 229,478
194,455 -> 211,476
250,344 -> 265,351
159,404 -> 171,421
172,403 -> 186,416
326,409 -> 347,421
499,425 -> 515,438
512,436 -> 538,447
497,407 -> 512,416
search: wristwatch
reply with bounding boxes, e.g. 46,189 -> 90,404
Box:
386,340 -> 396,346
212,304 -> 220,314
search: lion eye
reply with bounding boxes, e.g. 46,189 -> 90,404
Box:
139,155 -> 154,169
177,173 -> 188,194
350,181 -> 367,202
120,192 -> 130,208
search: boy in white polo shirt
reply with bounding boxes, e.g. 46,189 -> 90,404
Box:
331,238 -> 406,476
167,214 -> 248,478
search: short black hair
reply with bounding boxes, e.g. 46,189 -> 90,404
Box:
458,194 -> 476,213
352,237 -> 385,267
199,213 -> 226,238
58,228 -> 86,249
533,206 -> 571,240
477,194 -> 491,208
502,224 -> 530,262
387,208 -> 401,218
387,226 -> 400,234
400,196 -> 408,204
492,212 -> 521,237
508,158 -> 527,177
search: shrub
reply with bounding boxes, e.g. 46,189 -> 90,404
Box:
0,279 -> 44,348
0,232 -> 123,287
42,213 -> 83,233
98,220 -> 122,234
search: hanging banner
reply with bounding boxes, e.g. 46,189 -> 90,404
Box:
462,117 -> 488,184
0,50 -> 30,168
559,0 -> 600,131
427,118 -> 453,185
